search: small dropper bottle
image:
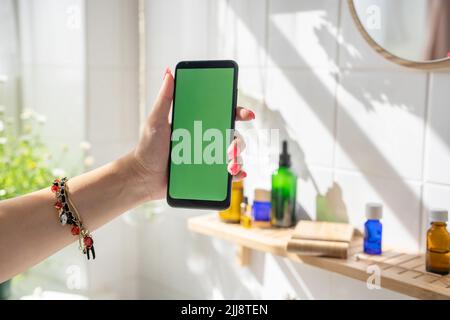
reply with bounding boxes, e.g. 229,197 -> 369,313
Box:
364,203 -> 383,255
426,209 -> 450,275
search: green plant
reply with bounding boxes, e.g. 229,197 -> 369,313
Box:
0,107 -> 54,201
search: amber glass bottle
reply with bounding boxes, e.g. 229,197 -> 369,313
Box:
426,209 -> 450,275
240,196 -> 252,229
219,180 -> 243,223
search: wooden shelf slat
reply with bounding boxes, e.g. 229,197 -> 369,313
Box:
188,214 -> 450,300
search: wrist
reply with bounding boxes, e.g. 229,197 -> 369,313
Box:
116,151 -> 155,203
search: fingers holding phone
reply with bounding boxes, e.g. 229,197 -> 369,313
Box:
227,132 -> 247,181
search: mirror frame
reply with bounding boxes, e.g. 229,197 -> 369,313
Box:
348,0 -> 450,70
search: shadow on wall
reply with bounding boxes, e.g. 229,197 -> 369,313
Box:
229,1 -> 424,239
239,92 -> 349,223
273,256 -> 329,299
141,207 -> 262,299
141,206 -> 344,299
186,222 -> 274,299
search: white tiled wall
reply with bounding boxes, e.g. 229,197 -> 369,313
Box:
265,68 -> 336,167
336,70 -> 427,181
141,0 -> 450,299
426,73 -> 450,186
268,0 -> 340,69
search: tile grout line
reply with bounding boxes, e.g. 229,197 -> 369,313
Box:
423,180 -> 450,188
120,0 -> 126,143
232,0 -> 238,62
265,0 -> 269,68
138,0 -> 147,134
331,166 -> 425,185
418,72 -> 432,251
259,65 -> 422,72
331,0 -> 344,182
263,0 -> 270,103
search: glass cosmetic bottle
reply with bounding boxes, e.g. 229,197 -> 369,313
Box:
364,203 -> 383,255
252,189 -> 271,228
219,180 -> 243,223
271,140 -> 297,227
240,196 -> 252,229
426,209 -> 450,275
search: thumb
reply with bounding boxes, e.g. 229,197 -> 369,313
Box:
150,68 -> 174,124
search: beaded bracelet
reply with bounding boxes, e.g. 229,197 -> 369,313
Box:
51,178 -> 96,260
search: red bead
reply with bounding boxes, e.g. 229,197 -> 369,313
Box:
54,201 -> 63,210
71,226 -> 80,235
51,185 -> 59,193
83,236 -> 93,248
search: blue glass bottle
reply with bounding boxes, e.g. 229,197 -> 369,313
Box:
252,189 -> 271,228
364,203 -> 383,255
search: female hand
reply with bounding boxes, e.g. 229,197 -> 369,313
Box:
133,68 -> 255,200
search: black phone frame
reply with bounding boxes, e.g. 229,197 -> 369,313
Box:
166,60 -> 239,210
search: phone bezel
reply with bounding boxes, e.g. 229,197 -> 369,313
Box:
166,60 -> 239,210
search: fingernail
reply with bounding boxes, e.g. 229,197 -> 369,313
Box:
163,67 -> 171,80
248,110 -> 255,119
232,143 -> 238,158
227,143 -> 238,159
229,162 -> 240,175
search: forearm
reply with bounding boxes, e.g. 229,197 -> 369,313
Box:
0,151 -> 151,282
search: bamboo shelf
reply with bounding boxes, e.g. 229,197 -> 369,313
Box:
188,214 -> 450,300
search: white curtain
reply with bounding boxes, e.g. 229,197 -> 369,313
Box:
0,0 -> 20,118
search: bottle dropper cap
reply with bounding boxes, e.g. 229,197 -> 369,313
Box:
279,140 -> 291,168
366,203 -> 383,220
429,208 -> 448,222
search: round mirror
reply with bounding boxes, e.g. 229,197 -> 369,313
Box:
348,0 -> 450,69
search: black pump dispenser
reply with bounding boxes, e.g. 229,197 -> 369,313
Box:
279,140 -> 291,168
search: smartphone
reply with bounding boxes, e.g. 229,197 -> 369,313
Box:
167,60 -> 238,210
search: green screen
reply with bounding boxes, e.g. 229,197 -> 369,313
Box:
169,67 -> 234,201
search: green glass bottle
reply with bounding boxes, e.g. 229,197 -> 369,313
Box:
271,140 -> 297,227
